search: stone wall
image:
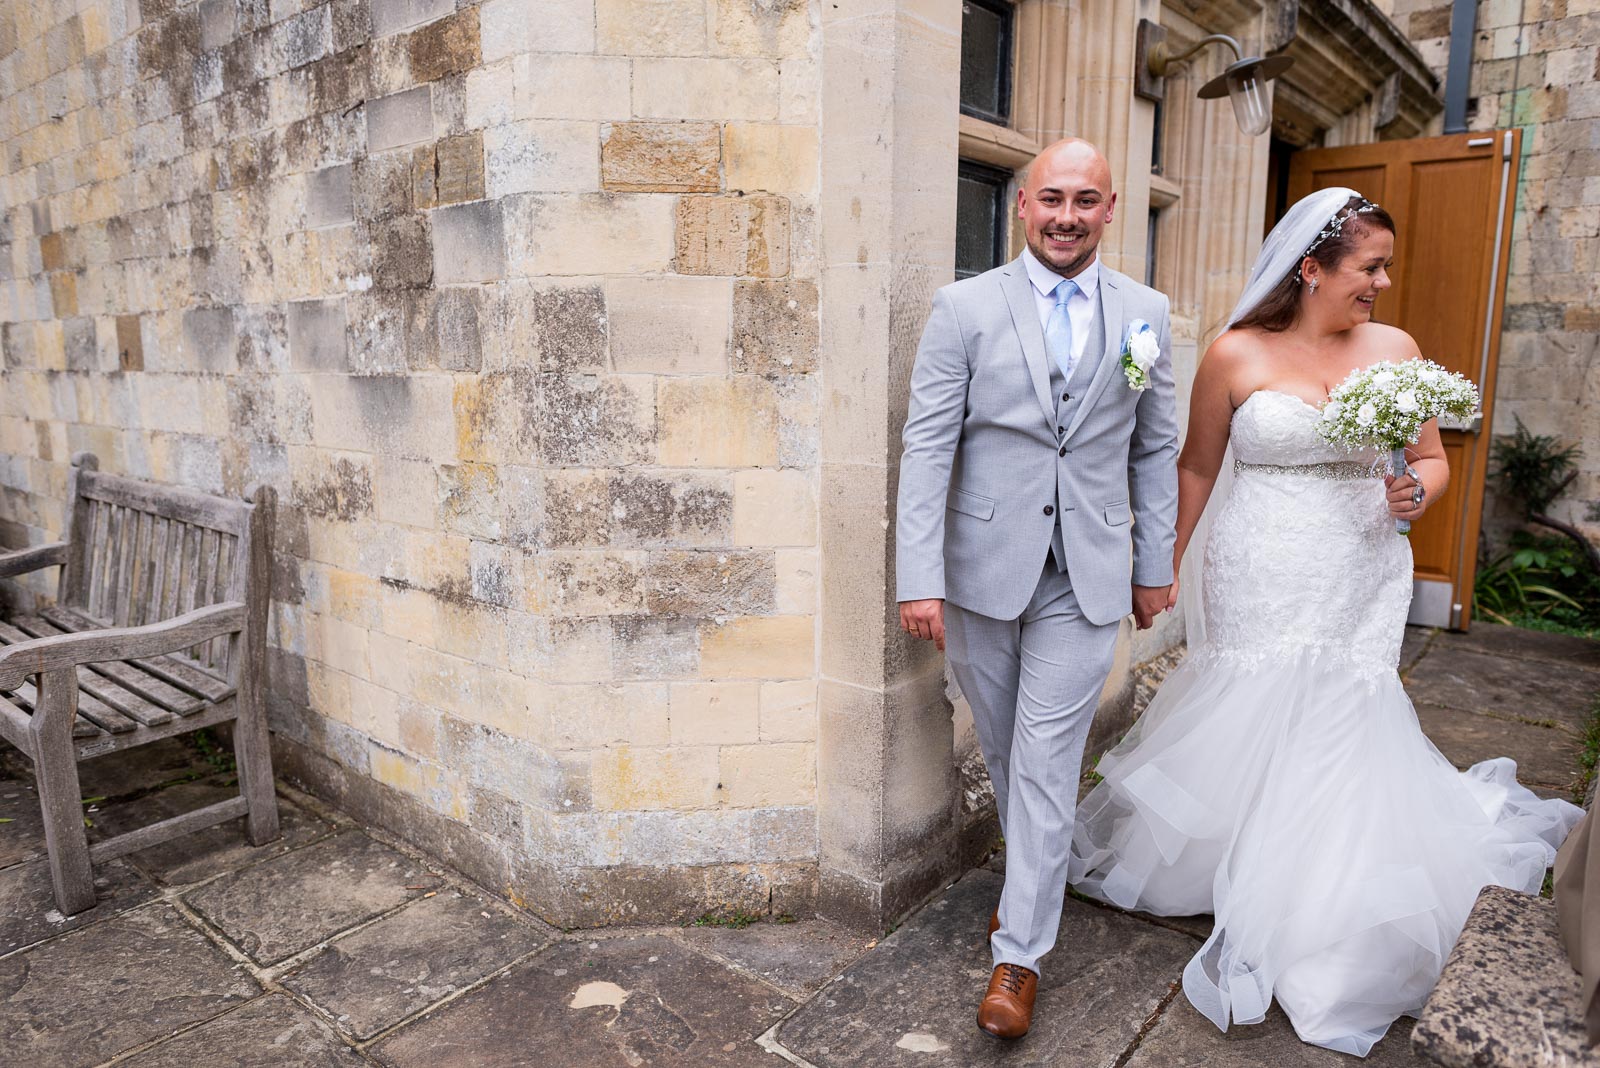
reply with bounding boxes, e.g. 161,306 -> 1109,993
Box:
0,0 -> 823,925
1389,0 -> 1600,534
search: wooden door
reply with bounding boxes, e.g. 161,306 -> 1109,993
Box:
1288,130 -> 1521,630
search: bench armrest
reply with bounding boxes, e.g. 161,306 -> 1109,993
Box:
0,542 -> 69,580
0,601 -> 247,691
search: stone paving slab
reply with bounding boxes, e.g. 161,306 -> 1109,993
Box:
677,917 -> 874,999
1449,622 -> 1600,669
73,736 -> 220,799
1122,997 -> 1428,1066
183,831 -> 444,965
1407,645 -> 1600,732
0,854 -> 156,955
281,887 -> 549,1039
115,994 -> 367,1068
1400,626 -> 1434,675
89,778 -> 334,886
775,869 -> 1197,1067
1414,703 -> 1580,792
0,766 -> 44,869
1412,885 -> 1598,1068
370,932 -> 794,1067
0,903 -> 259,1068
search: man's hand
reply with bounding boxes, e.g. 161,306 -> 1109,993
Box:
1132,585 -> 1171,630
899,598 -> 946,651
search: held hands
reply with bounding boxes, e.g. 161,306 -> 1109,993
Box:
1132,584 -> 1171,630
900,598 -> 946,651
1384,471 -> 1428,523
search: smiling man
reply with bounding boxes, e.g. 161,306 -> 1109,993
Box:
895,139 -> 1180,1038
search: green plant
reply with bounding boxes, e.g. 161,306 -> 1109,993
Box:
1574,694 -> 1600,808
689,908 -> 762,930
1490,417 -> 1599,574
187,727 -> 237,776
1475,534 -> 1600,637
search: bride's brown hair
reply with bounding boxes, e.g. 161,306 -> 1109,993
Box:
1232,196 -> 1396,333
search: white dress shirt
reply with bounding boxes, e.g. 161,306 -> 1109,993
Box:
1022,247 -> 1100,370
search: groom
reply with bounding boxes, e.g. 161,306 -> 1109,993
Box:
896,139 -> 1179,1038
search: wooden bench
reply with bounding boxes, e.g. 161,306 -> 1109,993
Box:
0,453 -> 278,915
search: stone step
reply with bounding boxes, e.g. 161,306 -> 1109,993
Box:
1412,885 -> 1599,1067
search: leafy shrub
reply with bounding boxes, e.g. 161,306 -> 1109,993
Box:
1475,533 -> 1600,637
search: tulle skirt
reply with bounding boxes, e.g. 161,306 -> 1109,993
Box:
1069,648 -> 1582,1057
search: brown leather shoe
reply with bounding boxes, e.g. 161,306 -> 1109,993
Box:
977,963 -> 1037,1038
988,908 -> 1000,939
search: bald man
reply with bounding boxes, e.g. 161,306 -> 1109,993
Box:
895,140 -> 1179,1038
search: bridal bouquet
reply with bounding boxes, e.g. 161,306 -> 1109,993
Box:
1317,359 -> 1480,535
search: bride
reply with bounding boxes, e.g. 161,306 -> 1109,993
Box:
1068,187 -> 1583,1056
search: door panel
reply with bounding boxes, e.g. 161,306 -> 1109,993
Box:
1289,131 -> 1521,630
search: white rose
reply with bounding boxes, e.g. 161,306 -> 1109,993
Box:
1371,370 -> 1396,389
1395,389 -> 1419,413
1323,400 -> 1343,422
1419,369 -> 1441,384
1356,402 -> 1377,426
1128,328 -> 1160,371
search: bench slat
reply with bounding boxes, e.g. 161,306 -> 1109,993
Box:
0,619 -> 177,727
41,607 -> 236,703
9,616 -> 207,716
4,678 -> 128,737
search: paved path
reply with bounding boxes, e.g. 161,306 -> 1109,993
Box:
0,624 -> 1594,1067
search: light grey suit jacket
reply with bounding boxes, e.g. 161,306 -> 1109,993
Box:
895,255 -> 1180,625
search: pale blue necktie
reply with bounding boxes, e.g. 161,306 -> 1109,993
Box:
1044,278 -> 1078,385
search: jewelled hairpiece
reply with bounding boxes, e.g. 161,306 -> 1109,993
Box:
1298,198 -> 1381,265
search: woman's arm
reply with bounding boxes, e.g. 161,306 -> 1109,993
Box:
1388,419 -> 1449,522
1170,338 -> 1240,571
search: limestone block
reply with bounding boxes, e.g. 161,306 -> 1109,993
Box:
675,195 -> 790,276
344,290 -> 408,374
349,676 -> 403,747
398,699 -> 440,758
601,122 -> 720,193
699,615 -> 813,678
287,297 -> 349,371
408,8 -> 479,83
609,614 -> 701,679
463,62 -> 515,130
539,373 -> 656,467
503,193 -> 673,276
657,376 -> 779,467
481,0 -> 595,61
354,151 -> 414,221
408,286 -> 486,372
453,370 -> 536,463
606,275 -> 731,374
669,680 -> 760,745
644,549 -> 776,616
546,681 -> 670,749
367,86 -> 434,152
633,58 -> 779,121
541,469 -> 610,548
432,199 -> 507,283
731,278 -> 818,373
774,547 -> 817,614
372,454 -> 438,530
434,131 -> 487,205
760,679 -> 816,741
591,746 -> 719,811
709,0 -> 811,58
306,163 -> 353,229
382,584 -> 440,646
522,283 -> 608,373
717,742 -> 815,807
371,742 -> 430,797
293,451 -> 376,521
513,53 -> 631,123
116,314 -> 143,371
609,470 -> 734,548
545,616 -> 614,681
544,550 -> 649,616
370,0 -> 454,39
438,461 -> 502,540
484,119 -> 599,196
724,123 -> 818,195
732,469 -> 816,546
433,598 -> 511,670
330,568 -> 385,628
596,0 -> 707,55
276,5 -> 333,71
320,615 -> 373,677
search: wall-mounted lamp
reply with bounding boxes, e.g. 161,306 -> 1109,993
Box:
1134,19 -> 1293,137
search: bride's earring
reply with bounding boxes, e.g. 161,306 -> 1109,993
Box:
1307,277 -> 1319,292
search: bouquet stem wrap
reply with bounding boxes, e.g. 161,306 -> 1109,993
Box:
1390,447 -> 1411,536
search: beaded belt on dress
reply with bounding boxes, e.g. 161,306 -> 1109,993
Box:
1234,458 -> 1380,481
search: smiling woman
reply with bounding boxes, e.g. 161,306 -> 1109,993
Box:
1231,195 -> 1395,333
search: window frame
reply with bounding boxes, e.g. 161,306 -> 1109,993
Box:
958,0 -> 1016,127
955,158 -> 1015,280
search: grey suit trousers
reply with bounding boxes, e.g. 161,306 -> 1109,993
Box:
945,560 -> 1119,977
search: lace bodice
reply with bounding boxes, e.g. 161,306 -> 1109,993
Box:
1199,391 -> 1411,676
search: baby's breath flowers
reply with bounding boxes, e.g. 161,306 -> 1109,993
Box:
1318,359 -> 1480,534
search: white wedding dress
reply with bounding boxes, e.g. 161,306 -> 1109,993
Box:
1069,389 -> 1583,1056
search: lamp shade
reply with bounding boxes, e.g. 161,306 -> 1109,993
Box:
1198,54 -> 1294,136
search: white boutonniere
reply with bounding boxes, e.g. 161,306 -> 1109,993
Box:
1120,320 -> 1158,391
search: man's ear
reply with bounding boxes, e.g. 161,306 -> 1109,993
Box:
1104,190 -> 1117,225
1016,187 -> 1028,219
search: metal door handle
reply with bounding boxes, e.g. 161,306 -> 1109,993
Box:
1467,137 -> 1494,147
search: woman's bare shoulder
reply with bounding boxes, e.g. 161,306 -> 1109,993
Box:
1352,321 -> 1422,359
